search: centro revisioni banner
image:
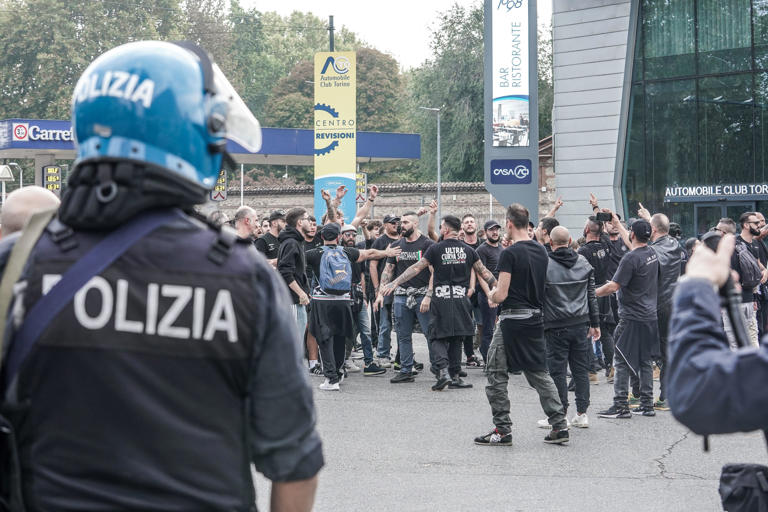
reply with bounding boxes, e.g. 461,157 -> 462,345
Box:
314,51 -> 357,223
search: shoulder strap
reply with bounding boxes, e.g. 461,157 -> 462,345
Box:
2,208 -> 180,388
0,208 -> 58,370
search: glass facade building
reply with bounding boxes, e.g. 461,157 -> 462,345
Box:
624,0 -> 768,235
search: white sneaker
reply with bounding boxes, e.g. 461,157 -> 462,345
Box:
571,413 -> 589,428
377,357 -> 391,368
344,360 -> 361,372
537,418 -> 571,429
319,378 -> 340,391
350,350 -> 364,360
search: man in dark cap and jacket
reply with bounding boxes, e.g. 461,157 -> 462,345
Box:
596,215 -> 660,419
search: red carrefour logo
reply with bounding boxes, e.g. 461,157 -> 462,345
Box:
12,123 -> 28,141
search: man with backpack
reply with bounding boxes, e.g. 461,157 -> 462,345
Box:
305,223 -> 399,390
727,212 -> 768,348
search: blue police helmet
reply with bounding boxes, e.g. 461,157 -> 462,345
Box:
71,41 -> 261,191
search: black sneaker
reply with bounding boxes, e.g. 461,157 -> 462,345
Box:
544,429 -> 569,444
414,361 -> 424,371
393,361 -> 402,371
432,374 -> 451,391
474,428 -> 512,446
458,370 -> 468,377
390,371 -> 415,384
363,362 -> 386,376
631,406 -> 656,417
597,405 -> 632,419
466,355 -> 484,368
308,365 -> 323,376
448,377 -> 473,389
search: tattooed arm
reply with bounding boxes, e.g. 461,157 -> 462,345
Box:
381,259 -> 430,296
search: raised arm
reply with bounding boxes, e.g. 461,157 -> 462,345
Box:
351,185 -> 378,228
321,188 -> 337,224
427,199 -> 439,241
545,196 -> 564,219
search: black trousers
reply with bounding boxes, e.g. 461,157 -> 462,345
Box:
657,304 -> 671,401
546,325 -> 590,414
318,333 -> 346,383
430,336 -> 463,377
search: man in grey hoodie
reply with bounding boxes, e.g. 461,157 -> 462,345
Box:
541,226 -> 600,429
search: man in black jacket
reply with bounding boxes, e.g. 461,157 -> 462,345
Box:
542,226 -> 600,429
278,208 -> 312,336
578,216 -> 615,381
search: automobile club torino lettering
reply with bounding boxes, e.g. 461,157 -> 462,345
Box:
42,275 -> 238,342
73,70 -> 155,108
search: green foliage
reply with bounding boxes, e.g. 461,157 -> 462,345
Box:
406,3 -> 485,183
538,23 -> 554,139
0,0 -> 554,187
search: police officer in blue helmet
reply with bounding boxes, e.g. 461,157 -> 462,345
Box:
0,41 -> 322,511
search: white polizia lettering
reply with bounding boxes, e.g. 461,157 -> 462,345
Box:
73,71 -> 155,108
49,275 -> 238,342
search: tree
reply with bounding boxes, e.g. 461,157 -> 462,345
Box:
0,0 -> 182,119
405,3 -> 484,182
538,22 -> 554,139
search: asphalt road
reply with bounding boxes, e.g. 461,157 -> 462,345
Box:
253,334 -> 764,511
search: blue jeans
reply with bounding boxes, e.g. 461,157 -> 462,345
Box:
356,304 -> 374,365
376,302 -> 395,359
291,304 -> 307,339
393,294 -> 430,373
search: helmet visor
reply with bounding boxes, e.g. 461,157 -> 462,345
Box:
212,62 -> 262,153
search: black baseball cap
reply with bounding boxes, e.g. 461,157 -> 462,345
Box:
268,210 -> 285,222
383,214 -> 400,224
631,219 -> 652,239
321,222 -> 341,240
484,220 -> 501,231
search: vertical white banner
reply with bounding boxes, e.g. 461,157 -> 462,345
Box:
492,0 -> 530,147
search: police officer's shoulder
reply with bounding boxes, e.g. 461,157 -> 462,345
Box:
0,231 -> 21,271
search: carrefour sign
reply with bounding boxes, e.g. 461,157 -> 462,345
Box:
12,122 -> 73,142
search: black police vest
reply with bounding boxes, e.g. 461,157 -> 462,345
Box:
3,213 -> 262,511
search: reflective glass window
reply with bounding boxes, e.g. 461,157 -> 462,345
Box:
642,0 -> 695,79
697,0 -> 752,74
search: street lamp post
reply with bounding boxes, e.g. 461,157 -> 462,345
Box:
420,106 -> 442,222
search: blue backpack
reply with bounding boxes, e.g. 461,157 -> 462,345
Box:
319,246 -> 352,294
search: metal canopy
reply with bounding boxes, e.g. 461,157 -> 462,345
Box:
0,119 -> 421,165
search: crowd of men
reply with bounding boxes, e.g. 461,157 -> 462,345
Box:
211,186 -> 768,446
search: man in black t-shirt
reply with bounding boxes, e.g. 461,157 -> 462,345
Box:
374,212 -> 433,383
305,223 -> 399,390
476,220 -> 503,362
382,215 -> 497,390
474,204 -> 569,447
460,214 -> 483,366
255,210 -> 285,268
370,215 -> 401,367
596,217 -> 660,418
578,217 -> 615,380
